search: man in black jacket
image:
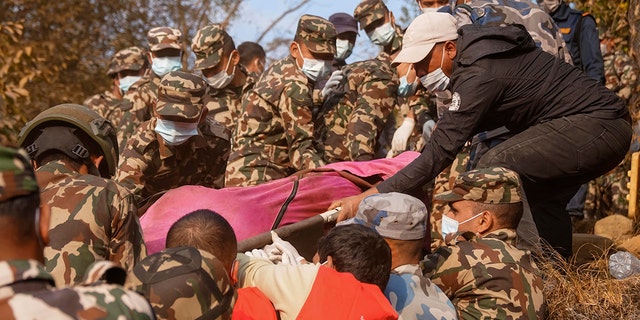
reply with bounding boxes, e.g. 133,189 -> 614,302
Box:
331,12 -> 631,259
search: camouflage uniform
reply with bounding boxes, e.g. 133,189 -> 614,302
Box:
37,159 -> 147,286
129,246 -> 237,320
117,71 -> 230,208
84,46 -> 147,149
121,27 -> 182,144
225,15 -> 335,187
192,24 -> 252,133
424,167 -> 545,320
322,59 -> 398,162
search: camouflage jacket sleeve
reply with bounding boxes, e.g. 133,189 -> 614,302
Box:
278,59 -> 325,170
116,120 -> 154,201
344,60 -> 398,161
605,53 -> 639,101
108,181 -> 147,273
123,74 -> 158,124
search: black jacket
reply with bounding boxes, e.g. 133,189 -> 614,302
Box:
378,24 -> 627,193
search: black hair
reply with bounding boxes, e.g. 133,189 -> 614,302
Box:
0,192 -> 40,240
317,224 -> 391,291
238,42 -> 266,66
472,202 -> 524,229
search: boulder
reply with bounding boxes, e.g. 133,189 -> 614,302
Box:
594,215 -> 634,242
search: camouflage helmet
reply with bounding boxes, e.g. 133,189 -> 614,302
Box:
0,146 -> 39,202
17,104 -> 118,178
295,14 -> 337,55
354,0 -> 389,30
192,24 -> 235,71
107,46 -> 148,77
156,71 -> 207,122
147,27 -> 182,52
433,166 -> 522,204
131,246 -> 237,320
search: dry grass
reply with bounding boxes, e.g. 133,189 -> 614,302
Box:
539,245 -> 640,319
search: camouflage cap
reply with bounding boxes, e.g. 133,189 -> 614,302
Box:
350,192 -> 428,240
147,27 -> 182,51
353,0 -> 389,30
156,71 -> 206,122
295,14 -> 337,55
0,146 -> 39,202
192,24 -> 235,71
107,46 -> 148,77
131,246 -> 237,320
434,167 -> 522,204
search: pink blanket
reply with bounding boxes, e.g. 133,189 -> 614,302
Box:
141,151 -> 419,254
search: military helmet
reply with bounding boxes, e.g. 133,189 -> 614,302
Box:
18,104 -> 118,178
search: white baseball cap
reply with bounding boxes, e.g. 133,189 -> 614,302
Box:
392,12 -> 458,66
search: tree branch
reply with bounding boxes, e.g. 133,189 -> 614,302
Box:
256,0 -> 311,43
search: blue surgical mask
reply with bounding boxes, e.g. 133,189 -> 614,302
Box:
296,45 -> 331,81
366,13 -> 395,46
397,66 -> 418,97
152,56 -> 182,77
335,39 -> 354,61
154,118 -> 199,146
441,212 -> 484,239
420,47 -> 450,92
207,54 -> 235,89
118,75 -> 141,94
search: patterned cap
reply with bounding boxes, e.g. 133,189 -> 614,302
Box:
131,247 -> 237,320
353,0 -> 389,30
107,46 -> 148,77
192,24 -> 235,71
156,71 -> 206,122
147,27 -> 182,51
295,14 -> 337,55
0,146 -> 39,202
352,192 -> 427,240
433,167 -> 522,204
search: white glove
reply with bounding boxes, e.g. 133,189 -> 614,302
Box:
321,70 -> 344,99
262,243 -> 283,263
245,248 -> 270,260
391,117 -> 415,153
422,119 -> 436,141
270,231 -> 305,265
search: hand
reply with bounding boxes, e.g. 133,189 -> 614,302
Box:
244,248 -> 270,260
271,231 -> 305,265
391,117 -> 415,154
422,119 -> 436,141
321,70 -> 344,99
329,195 -> 363,221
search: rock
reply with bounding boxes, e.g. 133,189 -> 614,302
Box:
594,215 -> 634,242
572,233 -> 615,266
618,235 -> 640,256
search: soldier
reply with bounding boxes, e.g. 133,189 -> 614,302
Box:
538,0 -> 604,83
329,12 -> 358,68
121,27 -> 183,141
238,41 -> 266,77
129,246 -> 237,320
0,146 -> 154,319
347,192 -> 458,320
417,0 -> 450,12
84,46 -> 149,151
192,23 -> 252,132
18,104 -> 147,286
225,15 -> 337,187
423,167 -> 545,319
117,71 -> 230,210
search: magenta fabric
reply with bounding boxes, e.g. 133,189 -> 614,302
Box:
141,151 -> 420,254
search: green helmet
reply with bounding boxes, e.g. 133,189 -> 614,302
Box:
18,104 -> 118,178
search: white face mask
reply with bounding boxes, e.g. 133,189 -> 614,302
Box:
118,75 -> 141,94
420,46 -> 450,92
397,66 -> 418,97
366,13 -> 395,46
207,54 -> 235,89
335,39 -> 354,61
441,212 -> 484,239
154,118 -> 199,146
151,56 -> 182,77
296,44 -> 331,81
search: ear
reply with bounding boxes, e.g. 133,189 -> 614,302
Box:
230,49 -> 240,66
92,155 -> 104,169
476,211 -> 493,235
389,11 -> 396,26
39,203 -> 51,246
444,40 -> 457,59
326,255 -> 336,270
289,41 -> 300,58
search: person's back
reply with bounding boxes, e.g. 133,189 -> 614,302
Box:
0,146 -> 154,320
18,104 -> 146,286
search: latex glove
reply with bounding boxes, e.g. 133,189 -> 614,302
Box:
271,231 -> 305,265
245,248 -> 270,260
422,119 -> 436,141
391,117 -> 415,153
263,243 -> 283,263
321,70 -> 344,99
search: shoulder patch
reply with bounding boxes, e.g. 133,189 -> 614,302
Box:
449,92 -> 461,111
